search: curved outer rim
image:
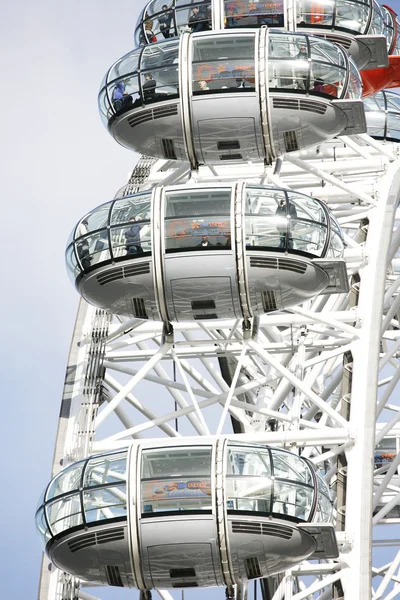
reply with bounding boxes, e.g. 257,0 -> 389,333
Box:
127,443 -> 144,589
234,180 -> 253,322
215,437 -> 234,586
179,32 -> 199,170
151,186 -> 171,329
258,27 -> 276,164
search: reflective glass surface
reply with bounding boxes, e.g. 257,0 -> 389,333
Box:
192,34 -> 255,93
36,444 -> 334,547
245,186 -> 333,256
66,193 -> 152,279
224,0 -> 284,28
141,447 -> 213,513
100,31 -> 358,126
66,185 -> 345,283
47,463 -> 84,501
135,1 -> 211,46
165,188 -> 231,251
365,90 -> 400,141
382,6 -> 395,52
268,32 -> 350,99
36,451 -> 129,546
226,445 -> 319,522
314,472 -> 333,522
296,0 -> 371,33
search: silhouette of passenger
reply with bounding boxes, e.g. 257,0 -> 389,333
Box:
158,4 -> 173,38
189,6 -> 209,32
76,219 -> 91,270
198,80 -> 210,91
142,73 -> 157,102
144,20 -> 157,43
312,78 -> 324,93
275,197 -> 297,249
197,235 -> 212,248
125,217 -> 143,255
112,82 -> 133,114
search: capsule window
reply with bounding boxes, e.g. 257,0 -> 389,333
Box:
192,34 -> 255,94
141,447 -> 213,514
224,0 -> 284,29
165,189 -> 231,252
141,40 -> 180,102
84,485 -> 127,523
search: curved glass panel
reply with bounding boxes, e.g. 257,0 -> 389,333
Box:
382,6 -> 395,52
46,494 -> 83,535
109,50 -> 141,82
76,232 -> 111,270
271,449 -> 314,485
35,508 -> 51,544
346,58 -> 363,100
65,244 -> 81,282
393,19 -> 400,55
84,484 -> 127,522
226,446 -> 272,512
110,194 -> 152,225
245,187 -> 330,255
84,452 -> 128,487
314,472 -> 333,522
140,40 -> 180,101
268,32 -> 347,98
365,91 -> 400,141
297,0 -> 370,33
75,203 -> 112,238
192,34 -> 255,93
368,0 -> 385,35
141,447 -> 213,513
46,463 -> 84,501
226,445 -> 316,521
165,188 -> 231,251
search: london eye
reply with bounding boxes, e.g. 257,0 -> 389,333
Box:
37,1 -> 400,599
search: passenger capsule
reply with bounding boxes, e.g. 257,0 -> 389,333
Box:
66,183 -> 348,321
134,0 -> 389,69
365,89 -> 400,140
36,440 -> 338,590
99,31 -> 365,167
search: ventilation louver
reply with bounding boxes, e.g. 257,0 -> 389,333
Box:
232,521 -> 293,540
68,527 -> 125,553
283,130 -> 299,152
261,290 -> 278,312
162,138 -> 177,159
250,256 -> 307,274
132,297 -> 148,319
97,263 -> 150,286
245,557 -> 262,579
128,104 -> 178,129
105,565 -> 124,587
273,98 -> 327,115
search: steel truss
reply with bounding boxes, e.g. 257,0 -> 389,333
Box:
39,134 -> 400,600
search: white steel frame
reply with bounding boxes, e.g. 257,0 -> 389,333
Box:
39,133 -> 400,600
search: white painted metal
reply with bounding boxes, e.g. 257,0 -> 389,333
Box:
38,134 -> 400,600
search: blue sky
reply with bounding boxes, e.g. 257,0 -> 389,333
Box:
3,0 -> 400,598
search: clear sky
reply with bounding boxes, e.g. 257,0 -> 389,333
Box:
3,0 -> 400,599
1,1 -> 145,597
